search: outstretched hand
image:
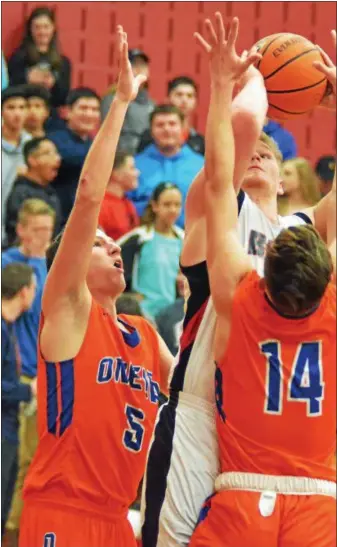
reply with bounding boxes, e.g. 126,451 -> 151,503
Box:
115,25 -> 147,103
194,13 -> 262,86
313,30 -> 336,110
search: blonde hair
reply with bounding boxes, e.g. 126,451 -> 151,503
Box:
259,132 -> 283,166
17,198 -> 56,226
278,157 -> 321,215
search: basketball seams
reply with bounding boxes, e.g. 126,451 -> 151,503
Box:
256,34 -> 285,70
268,103 -> 310,115
264,48 -> 318,81
267,77 -> 326,94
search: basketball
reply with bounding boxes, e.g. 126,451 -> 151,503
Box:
255,33 -> 327,121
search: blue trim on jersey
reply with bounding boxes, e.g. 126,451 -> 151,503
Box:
237,189 -> 245,213
46,362 -> 58,435
293,211 -> 312,224
118,319 -> 141,348
59,359 -> 74,436
264,293 -> 319,319
141,396 -> 178,546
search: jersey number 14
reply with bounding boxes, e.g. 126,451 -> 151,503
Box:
260,341 -> 324,417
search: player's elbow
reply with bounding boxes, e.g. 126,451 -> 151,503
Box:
75,174 -> 103,206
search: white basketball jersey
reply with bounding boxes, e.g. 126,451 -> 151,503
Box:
170,191 -> 310,403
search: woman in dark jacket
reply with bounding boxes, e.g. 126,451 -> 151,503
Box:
8,6 -> 71,108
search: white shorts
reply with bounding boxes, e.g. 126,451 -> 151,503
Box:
141,391 -> 219,547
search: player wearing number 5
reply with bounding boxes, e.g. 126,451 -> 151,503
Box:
190,15 -> 336,547
19,26 -> 172,547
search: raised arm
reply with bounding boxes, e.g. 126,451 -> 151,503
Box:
301,30 -> 336,242
43,27 -> 146,315
182,22 -> 267,268
196,15 -> 254,321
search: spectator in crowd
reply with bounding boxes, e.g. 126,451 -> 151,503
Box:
116,293 -> 144,316
8,6 -> 71,109
2,86 -> 31,245
263,118 -> 297,161
47,87 -> 101,225
2,51 -> 9,90
101,49 -> 155,154
5,137 -> 61,245
1,263 -> 37,537
2,199 -> 54,546
278,157 -> 321,216
130,104 -> 204,227
315,155 -> 336,196
98,151 -> 139,241
155,270 -> 187,356
119,182 -> 184,320
24,84 -> 51,137
138,76 -> 205,155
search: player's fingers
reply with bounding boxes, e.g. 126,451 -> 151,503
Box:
116,25 -> 124,53
243,53 -> 262,72
215,12 -> 225,44
316,46 -> 334,68
227,17 -> 239,49
135,74 -> 147,88
331,29 -> 336,50
313,60 -> 333,78
205,19 -> 218,46
194,32 -> 212,53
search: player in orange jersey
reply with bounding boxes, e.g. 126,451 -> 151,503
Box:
19,26 -> 173,547
190,15 -> 336,547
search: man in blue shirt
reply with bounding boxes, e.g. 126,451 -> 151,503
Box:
47,87 -> 101,226
263,118 -> 297,161
1,263 -> 37,537
2,198 -> 54,541
130,104 -> 204,227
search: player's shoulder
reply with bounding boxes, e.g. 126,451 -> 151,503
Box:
234,270 -> 261,301
279,211 -> 313,228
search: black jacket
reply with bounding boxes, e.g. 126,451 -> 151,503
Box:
5,175 -> 62,245
137,127 -> 205,156
8,47 -> 71,107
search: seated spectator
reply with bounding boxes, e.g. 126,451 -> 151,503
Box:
2,86 -> 31,244
2,51 -> 8,90
2,199 -> 54,544
24,84 -> 51,137
98,151 -> 139,241
278,157 -> 321,216
138,76 -> 205,155
5,137 -> 61,245
119,182 -> 184,320
101,49 -> 154,154
47,87 -> 101,225
130,105 -> 204,227
263,118 -> 297,161
315,155 -> 336,196
8,6 -> 71,108
1,263 -> 37,537
155,270 -> 187,356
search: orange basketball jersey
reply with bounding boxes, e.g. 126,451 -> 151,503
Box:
23,300 -> 161,518
216,271 -> 336,482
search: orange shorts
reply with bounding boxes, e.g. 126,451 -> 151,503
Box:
189,490 -> 336,547
19,502 -> 137,547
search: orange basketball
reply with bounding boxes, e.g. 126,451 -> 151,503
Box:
255,33 -> 327,121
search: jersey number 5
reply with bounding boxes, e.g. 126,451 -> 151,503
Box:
260,341 -> 324,417
123,404 -> 145,452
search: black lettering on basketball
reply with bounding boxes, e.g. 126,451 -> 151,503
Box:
272,37 -> 302,58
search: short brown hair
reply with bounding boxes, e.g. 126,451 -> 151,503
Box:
18,198 -> 56,226
150,104 -> 184,125
264,224 -> 333,315
259,132 -> 283,165
2,263 -> 34,299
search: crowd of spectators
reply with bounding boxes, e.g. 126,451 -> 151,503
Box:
1,6 -> 336,545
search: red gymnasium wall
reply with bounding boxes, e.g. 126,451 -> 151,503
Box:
2,1 -> 336,164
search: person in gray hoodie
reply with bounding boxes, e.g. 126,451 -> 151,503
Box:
100,49 -> 155,154
2,86 -> 31,245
